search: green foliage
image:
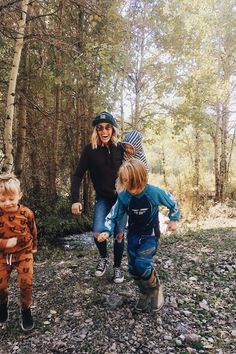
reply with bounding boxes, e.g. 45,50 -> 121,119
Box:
24,195 -> 92,245
190,341 -> 205,351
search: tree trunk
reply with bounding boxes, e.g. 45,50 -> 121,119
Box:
212,110 -> 221,201
120,76 -> 125,137
50,1 -> 63,199
192,127 -> 200,209
227,130 -> 236,183
14,94 -> 27,177
82,93 -> 94,215
219,106 -> 228,201
15,3 -> 32,177
133,13 -> 145,130
161,145 -> 168,188
2,0 -> 29,172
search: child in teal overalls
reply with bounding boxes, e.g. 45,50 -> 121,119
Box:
98,159 -> 180,312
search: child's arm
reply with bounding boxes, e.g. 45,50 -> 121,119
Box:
97,196 -> 126,242
154,187 -> 180,222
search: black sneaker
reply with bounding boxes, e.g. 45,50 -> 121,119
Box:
95,258 -> 108,277
0,301 -> 8,323
113,267 -> 124,284
21,308 -> 34,331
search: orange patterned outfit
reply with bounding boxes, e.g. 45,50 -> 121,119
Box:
0,205 -> 37,309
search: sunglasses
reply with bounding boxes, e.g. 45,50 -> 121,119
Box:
96,124 -> 113,132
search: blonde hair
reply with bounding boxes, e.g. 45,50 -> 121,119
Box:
0,173 -> 21,196
116,158 -> 148,192
90,126 -> 119,149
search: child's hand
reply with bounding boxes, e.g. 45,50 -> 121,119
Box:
167,221 -> 178,232
97,232 -> 109,242
6,237 -> 17,248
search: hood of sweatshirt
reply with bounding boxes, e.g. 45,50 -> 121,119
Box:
122,130 -> 143,154
122,130 -> 149,170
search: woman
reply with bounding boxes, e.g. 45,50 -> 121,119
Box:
71,112 -> 126,283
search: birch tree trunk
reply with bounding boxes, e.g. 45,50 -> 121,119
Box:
2,0 -> 29,173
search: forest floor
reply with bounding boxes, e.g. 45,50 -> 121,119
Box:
0,207 -> 236,354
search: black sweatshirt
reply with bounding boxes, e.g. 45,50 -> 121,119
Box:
71,143 -> 124,203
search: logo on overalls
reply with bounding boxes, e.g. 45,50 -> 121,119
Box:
132,208 -> 148,215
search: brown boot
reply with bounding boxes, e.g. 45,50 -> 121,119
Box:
149,283 -> 164,312
134,279 -> 150,311
147,271 -> 164,312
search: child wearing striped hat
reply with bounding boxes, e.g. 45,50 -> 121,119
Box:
121,130 -> 149,171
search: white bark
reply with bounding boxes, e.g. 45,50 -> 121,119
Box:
3,0 -> 29,172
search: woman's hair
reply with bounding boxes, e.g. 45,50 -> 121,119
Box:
90,126 -> 119,149
0,173 -> 21,195
116,158 -> 148,192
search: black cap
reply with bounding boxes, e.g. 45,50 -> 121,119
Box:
92,111 -> 117,127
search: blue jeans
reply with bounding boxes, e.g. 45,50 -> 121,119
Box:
127,235 -> 158,280
93,195 -> 127,268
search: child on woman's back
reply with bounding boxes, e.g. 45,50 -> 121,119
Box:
122,130 -> 149,170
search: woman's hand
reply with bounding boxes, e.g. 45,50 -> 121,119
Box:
71,202 -> 83,215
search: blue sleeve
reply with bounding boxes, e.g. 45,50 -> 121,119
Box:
151,186 -> 180,221
103,197 -> 127,235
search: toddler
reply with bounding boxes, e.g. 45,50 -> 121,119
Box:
0,174 -> 37,331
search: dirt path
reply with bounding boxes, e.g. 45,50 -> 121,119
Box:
0,226 -> 235,354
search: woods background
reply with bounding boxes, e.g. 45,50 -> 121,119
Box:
0,0 -> 235,243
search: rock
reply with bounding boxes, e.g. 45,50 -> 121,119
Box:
185,334 -> 201,343
175,339 -> 182,346
103,294 -> 126,307
189,276 -> 198,281
182,310 -> 192,317
186,347 -> 197,354
170,297 -> 178,308
231,330 -> 236,337
176,323 -> 188,335
199,299 -> 210,311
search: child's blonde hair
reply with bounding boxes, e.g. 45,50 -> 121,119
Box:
90,126 -> 119,149
116,158 -> 148,192
0,173 -> 21,195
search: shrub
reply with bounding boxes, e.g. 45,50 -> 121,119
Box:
23,194 -> 92,245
